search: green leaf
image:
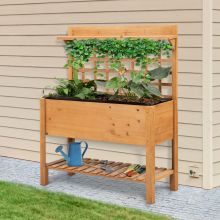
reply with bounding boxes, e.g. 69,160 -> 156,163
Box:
148,67 -> 171,80
106,77 -> 121,89
129,82 -> 145,98
63,88 -> 69,95
142,84 -> 162,97
75,93 -> 85,99
130,71 -> 143,83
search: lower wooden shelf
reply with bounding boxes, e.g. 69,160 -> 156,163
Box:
47,158 -> 173,183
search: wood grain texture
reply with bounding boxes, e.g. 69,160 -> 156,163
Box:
40,98 -> 48,185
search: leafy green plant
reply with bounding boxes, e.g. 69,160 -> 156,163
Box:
51,38 -> 173,101
104,67 -> 171,100
50,79 -> 97,99
64,38 -> 172,77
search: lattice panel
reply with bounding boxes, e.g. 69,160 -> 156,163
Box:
73,54 -> 173,96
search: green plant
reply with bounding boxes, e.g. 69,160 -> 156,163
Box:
63,38 -> 172,100
50,79 -> 97,99
103,67 -> 171,100
64,38 -> 172,76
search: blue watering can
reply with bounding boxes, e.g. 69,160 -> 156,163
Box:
55,141 -> 88,166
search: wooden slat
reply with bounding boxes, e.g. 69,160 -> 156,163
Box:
46,158 -> 65,166
47,158 -> 173,183
57,35 -> 177,41
156,169 -> 174,181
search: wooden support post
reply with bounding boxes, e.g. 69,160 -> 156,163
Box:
40,98 -> 48,185
145,108 -> 156,204
67,138 -> 75,176
170,38 -> 178,191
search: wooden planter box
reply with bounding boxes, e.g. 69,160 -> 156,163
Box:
40,25 -> 178,204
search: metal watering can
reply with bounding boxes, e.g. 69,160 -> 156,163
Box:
55,141 -> 88,166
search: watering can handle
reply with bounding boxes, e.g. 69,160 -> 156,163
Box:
81,141 -> 88,158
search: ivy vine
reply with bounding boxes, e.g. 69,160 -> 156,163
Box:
64,38 -> 173,79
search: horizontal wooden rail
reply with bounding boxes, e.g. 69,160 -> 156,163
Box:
57,35 -> 177,41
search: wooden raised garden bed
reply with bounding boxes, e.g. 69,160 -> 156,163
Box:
40,25 -> 178,204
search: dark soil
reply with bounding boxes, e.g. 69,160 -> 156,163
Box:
46,94 -> 172,106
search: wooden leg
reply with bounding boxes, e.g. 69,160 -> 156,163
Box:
170,95 -> 178,191
170,138 -> 178,191
40,99 -> 48,186
145,109 -> 155,204
67,138 -> 75,176
40,136 -> 48,186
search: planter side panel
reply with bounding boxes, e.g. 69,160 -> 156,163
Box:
154,101 -> 174,144
45,99 -> 147,145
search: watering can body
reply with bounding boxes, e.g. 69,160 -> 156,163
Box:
55,141 -> 88,167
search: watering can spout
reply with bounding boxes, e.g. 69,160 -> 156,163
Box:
55,145 -> 70,162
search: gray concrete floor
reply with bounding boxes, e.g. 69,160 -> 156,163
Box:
0,156 -> 219,220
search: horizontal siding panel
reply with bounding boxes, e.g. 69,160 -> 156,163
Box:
214,149 -> 220,163
0,106 -> 39,119
214,174 -> 220,188
0,23 -> 203,36
0,96 -> 39,109
178,98 -> 202,111
213,99 -> 220,112
0,0 -> 202,7
0,0 -> 203,15
179,86 -> 202,99
213,87 -> 220,99
213,112 -> 220,125
0,56 -> 65,68
0,117 -> 39,131
214,162 -> 220,175
213,137 -> 220,150
0,11 -> 202,26
0,76 -> 56,88
213,23 -> 220,36
0,46 -> 202,61
213,74 -> 220,86
213,36 -> 220,48
179,61 -> 202,73
179,73 -> 202,86
0,0 -> 98,5
214,0 -> 220,9
0,66 -> 67,79
213,10 -> 220,22
213,49 -> 220,61
0,87 -> 42,98
179,111 -> 202,124
179,124 -> 202,137
213,61 -> 220,73
213,124 -> 220,137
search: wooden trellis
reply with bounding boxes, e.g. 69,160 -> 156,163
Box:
40,25 -> 178,204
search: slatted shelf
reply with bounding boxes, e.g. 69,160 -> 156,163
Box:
47,158 -> 173,183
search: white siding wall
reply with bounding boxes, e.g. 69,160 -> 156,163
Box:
0,0 -> 203,187
213,0 -> 220,187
